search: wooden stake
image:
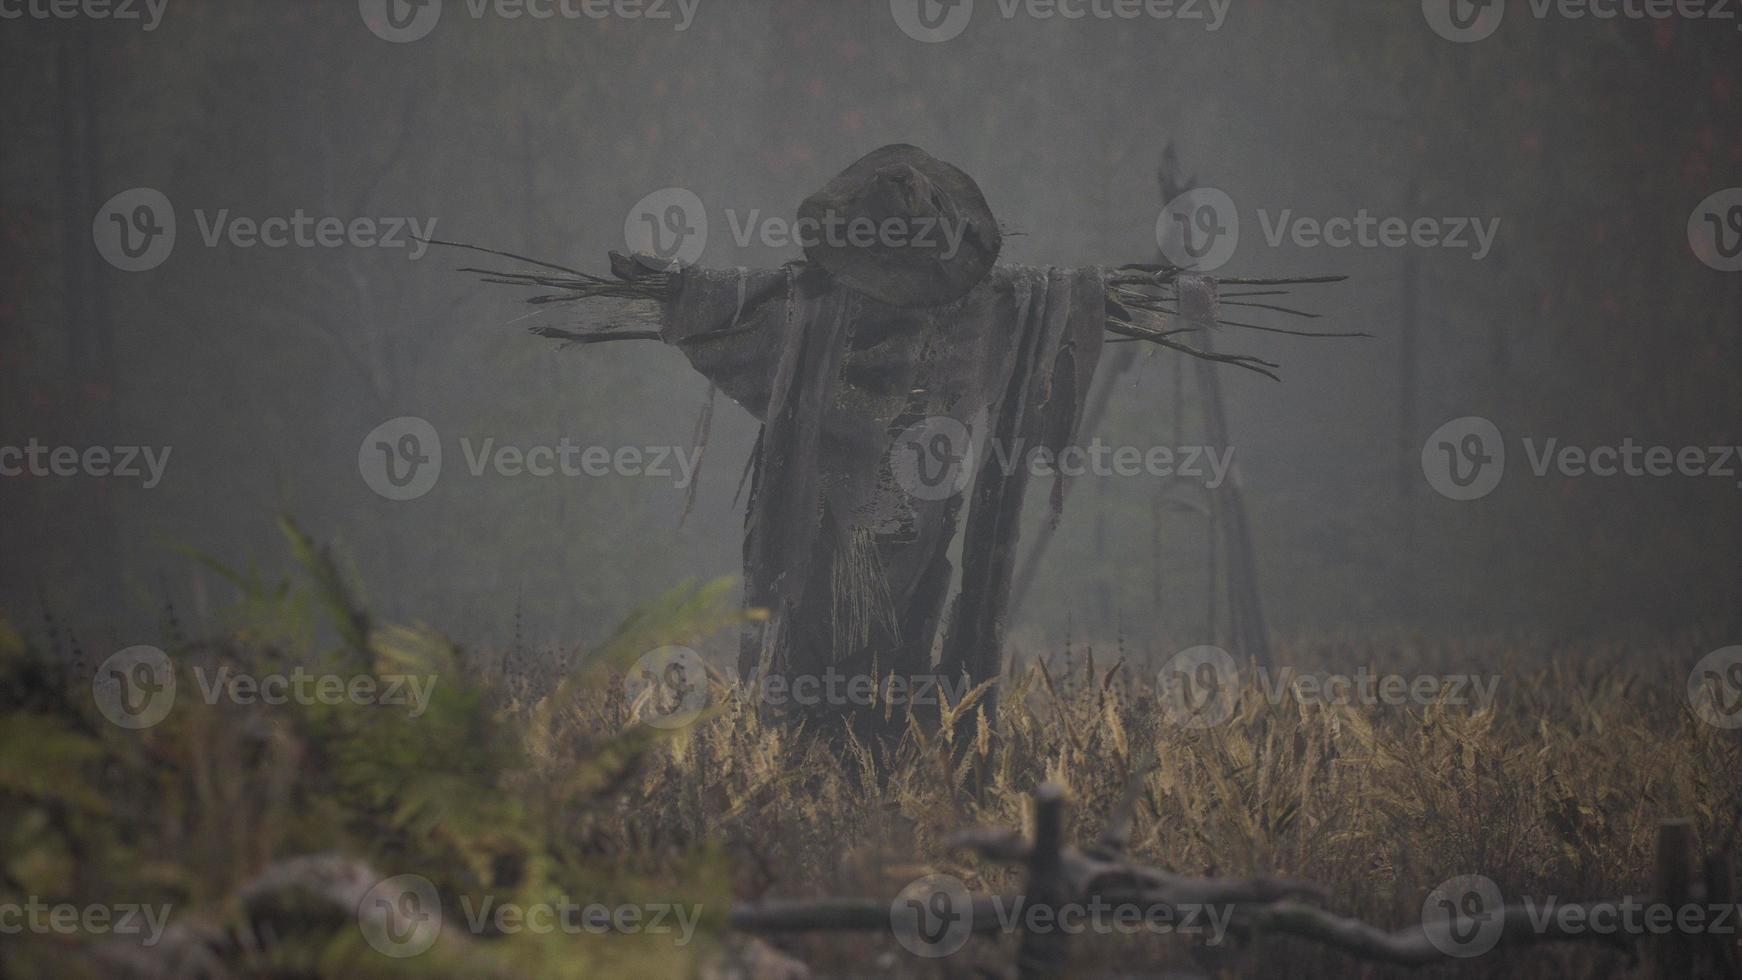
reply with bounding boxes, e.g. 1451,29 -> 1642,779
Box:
1018,783 -> 1071,979
1654,819 -> 1695,979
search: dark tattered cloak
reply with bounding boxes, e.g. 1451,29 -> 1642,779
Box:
655,261 -> 1105,728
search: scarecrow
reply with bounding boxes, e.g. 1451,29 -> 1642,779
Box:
446,144 -> 1343,740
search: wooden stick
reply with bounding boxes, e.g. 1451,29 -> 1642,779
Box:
1653,819 -> 1696,979
1018,783 -> 1071,978
726,897 -> 1010,934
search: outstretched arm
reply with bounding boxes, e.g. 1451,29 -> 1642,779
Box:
434,238 -> 1354,387
432,240 -> 792,418
1101,267 -> 1358,381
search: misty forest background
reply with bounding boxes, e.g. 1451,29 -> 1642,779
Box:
2,0 -> 1739,660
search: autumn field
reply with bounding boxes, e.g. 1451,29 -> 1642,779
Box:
3,528 -> 1737,979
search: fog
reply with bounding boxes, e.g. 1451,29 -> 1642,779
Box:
3,0 -> 1738,660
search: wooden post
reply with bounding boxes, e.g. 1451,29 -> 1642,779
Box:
1018,783 -> 1071,979
1653,819 -> 1695,979
1701,848 -> 1738,978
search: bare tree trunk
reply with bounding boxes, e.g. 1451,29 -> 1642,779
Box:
0,57 -> 23,619
58,29 -> 123,623
1193,342 -> 1272,666
1205,483 -> 1220,645
1734,275 -> 1742,638
1009,345 -> 1137,610
1396,174 -> 1421,620
1149,497 -> 1163,611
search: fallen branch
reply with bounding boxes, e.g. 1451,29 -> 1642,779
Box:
80,799 -> 1731,980
1240,898 -> 1637,967
728,787 -> 1728,978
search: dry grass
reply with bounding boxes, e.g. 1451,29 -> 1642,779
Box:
3,544 -> 1738,978
592,637 -> 1741,977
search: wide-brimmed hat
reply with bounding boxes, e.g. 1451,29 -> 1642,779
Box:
796,144 -> 1001,308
